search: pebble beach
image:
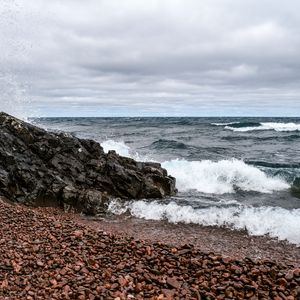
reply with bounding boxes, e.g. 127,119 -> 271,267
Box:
1,197 -> 300,300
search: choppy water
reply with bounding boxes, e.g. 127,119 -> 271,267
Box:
33,117 -> 300,244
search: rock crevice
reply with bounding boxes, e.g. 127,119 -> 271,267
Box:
0,112 -> 176,214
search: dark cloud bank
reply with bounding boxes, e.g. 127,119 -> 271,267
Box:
1,0 -> 300,116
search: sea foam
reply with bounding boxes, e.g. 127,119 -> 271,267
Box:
101,139 -> 149,161
101,140 -> 132,157
101,140 -> 289,194
108,200 -> 300,245
100,138 -> 297,244
162,159 -> 289,194
225,122 -> 300,132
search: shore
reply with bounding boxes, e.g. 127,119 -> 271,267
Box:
1,198 -> 300,299
80,215 -> 300,267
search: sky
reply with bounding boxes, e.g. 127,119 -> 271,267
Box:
0,0 -> 300,117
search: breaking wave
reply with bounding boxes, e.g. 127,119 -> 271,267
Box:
225,122 -> 300,132
212,121 -> 300,132
211,122 -> 240,126
101,140 -> 290,194
162,159 -> 289,194
101,139 -> 150,161
212,121 -> 261,128
101,140 -> 132,157
108,200 -> 300,245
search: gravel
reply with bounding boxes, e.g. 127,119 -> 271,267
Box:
1,198 -> 299,299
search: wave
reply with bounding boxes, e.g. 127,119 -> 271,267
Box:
101,139 -> 150,161
101,140 -> 289,194
162,159 -> 289,194
108,200 -> 300,245
101,139 -> 132,157
212,121 -> 300,132
150,139 -> 189,150
225,122 -> 300,132
222,134 -> 300,142
211,122 -> 240,126
212,121 -> 261,128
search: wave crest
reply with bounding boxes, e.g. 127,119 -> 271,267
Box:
101,140 -> 290,194
162,159 -> 289,194
225,122 -> 300,132
108,200 -> 300,245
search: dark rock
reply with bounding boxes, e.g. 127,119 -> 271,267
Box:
291,177 -> 300,198
0,112 -> 176,214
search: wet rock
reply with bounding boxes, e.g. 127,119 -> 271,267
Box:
0,112 -> 176,214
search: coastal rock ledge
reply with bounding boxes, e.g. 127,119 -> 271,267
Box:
0,112 -> 176,214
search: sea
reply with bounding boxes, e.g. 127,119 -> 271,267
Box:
33,117 -> 300,245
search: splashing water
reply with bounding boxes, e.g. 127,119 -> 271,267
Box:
108,200 -> 300,245
101,140 -> 289,194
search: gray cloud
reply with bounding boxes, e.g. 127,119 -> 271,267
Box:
1,0 -> 300,117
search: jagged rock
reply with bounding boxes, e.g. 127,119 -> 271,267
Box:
0,112 -> 176,214
291,177 -> 300,198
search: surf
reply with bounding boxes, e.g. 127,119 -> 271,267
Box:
108,200 -> 300,245
101,140 -> 290,194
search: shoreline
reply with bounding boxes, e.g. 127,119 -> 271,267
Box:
1,197 -> 300,299
79,214 -> 300,267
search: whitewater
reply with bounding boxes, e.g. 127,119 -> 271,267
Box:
35,117 -> 300,245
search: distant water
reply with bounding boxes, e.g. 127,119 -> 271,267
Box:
33,117 -> 300,245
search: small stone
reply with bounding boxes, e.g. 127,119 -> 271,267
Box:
285,270 -> 294,281
36,260 -> 44,267
73,230 -> 84,238
162,289 -> 175,298
167,277 -> 182,289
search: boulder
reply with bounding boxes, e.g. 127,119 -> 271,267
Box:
0,112 -> 176,215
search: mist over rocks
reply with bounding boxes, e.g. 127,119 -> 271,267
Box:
0,112 -> 176,214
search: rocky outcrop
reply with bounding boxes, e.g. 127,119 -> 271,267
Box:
291,177 -> 300,198
0,112 -> 176,214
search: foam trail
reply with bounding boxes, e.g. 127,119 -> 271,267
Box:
101,140 -> 290,194
211,122 -> 239,126
108,200 -> 300,245
226,122 -> 300,132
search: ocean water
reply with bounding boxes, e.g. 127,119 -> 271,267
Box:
33,117 -> 300,245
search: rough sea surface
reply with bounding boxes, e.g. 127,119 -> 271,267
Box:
34,117 -> 300,245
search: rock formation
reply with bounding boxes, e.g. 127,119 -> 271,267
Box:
291,177 -> 300,198
0,112 -> 176,214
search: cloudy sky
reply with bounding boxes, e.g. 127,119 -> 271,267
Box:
1,0 -> 300,117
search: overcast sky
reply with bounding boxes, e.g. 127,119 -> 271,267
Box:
1,0 -> 300,117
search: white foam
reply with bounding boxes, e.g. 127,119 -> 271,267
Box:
108,200 -> 300,245
101,139 -> 152,161
101,140 -> 132,157
162,159 -> 289,194
100,140 -> 289,194
226,122 -> 300,132
211,122 -> 239,126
